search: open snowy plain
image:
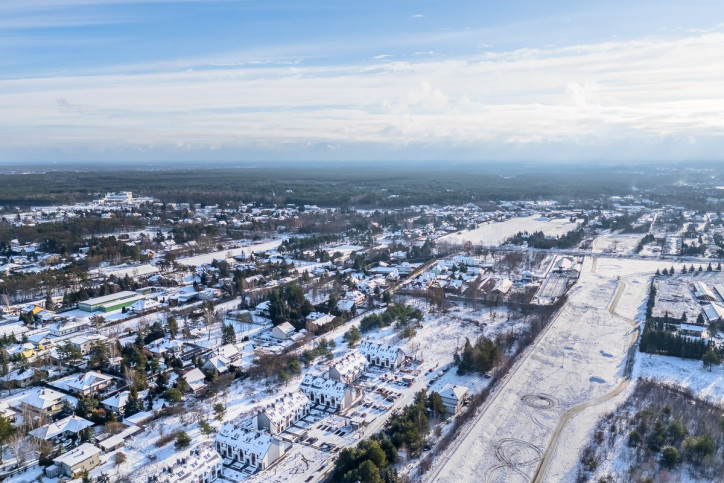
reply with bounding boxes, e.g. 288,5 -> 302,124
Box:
428,255 -> 670,483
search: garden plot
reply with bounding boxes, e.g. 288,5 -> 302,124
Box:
431,256 -> 661,483
438,215 -> 580,246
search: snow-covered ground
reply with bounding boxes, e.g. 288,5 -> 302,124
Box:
430,256 -> 670,483
98,263 -> 159,279
438,215 -> 580,246
565,352 -> 724,483
592,234 -> 644,255
176,239 -> 283,267
639,353 -> 724,405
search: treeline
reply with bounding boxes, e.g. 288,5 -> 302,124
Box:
0,164 -> 683,209
639,282 -> 713,360
334,390 -> 440,482
0,265 -> 88,303
506,228 -> 584,249
577,380 -> 724,482
598,213 -> 651,234
278,234 -> 340,253
171,223 -> 219,244
266,283 -> 315,328
359,304 -> 423,333
85,235 -> 150,267
636,233 -> 656,253
0,216 -> 146,255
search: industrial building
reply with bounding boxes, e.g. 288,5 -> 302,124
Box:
78,291 -> 142,313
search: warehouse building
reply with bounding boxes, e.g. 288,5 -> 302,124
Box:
78,291 -> 142,313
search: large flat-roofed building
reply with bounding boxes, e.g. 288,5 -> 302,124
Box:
78,291 -> 142,313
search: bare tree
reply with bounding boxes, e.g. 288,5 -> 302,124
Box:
202,308 -> 222,340
123,366 -> 138,389
8,433 -> 29,467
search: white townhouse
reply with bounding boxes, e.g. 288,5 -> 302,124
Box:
256,391 -> 310,435
358,341 -> 406,369
298,374 -> 357,411
150,444 -> 222,483
328,351 -> 368,384
216,423 -> 286,470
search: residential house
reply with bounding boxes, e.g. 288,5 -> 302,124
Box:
328,351 -> 368,384
202,355 -> 230,374
64,372 -> 114,397
305,312 -> 336,333
216,423 -> 286,470
256,391 -> 310,435
358,341 -> 406,369
20,388 -> 68,417
100,390 -> 144,414
146,338 -> 184,357
69,334 -> 107,355
183,367 -> 207,393
29,415 -> 93,447
271,322 -> 296,341
298,374 -> 357,411
0,367 -> 36,388
51,443 -> 102,478
439,384 -> 469,415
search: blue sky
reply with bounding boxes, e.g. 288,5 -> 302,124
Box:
1,0 -> 724,163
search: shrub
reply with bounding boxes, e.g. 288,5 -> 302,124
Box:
661,446 -> 680,469
628,430 -> 642,447
175,431 -> 191,450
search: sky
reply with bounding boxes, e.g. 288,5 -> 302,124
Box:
1,0 -> 724,164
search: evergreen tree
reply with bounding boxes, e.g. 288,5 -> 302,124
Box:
221,324 -> 236,345
166,316 -> 179,338
124,387 -> 143,417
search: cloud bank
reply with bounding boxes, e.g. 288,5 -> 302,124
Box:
1,30 -> 723,162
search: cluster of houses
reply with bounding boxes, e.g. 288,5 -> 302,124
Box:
211,340 -> 405,478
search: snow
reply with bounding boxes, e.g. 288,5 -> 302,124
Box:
98,263 -> 159,279
438,215 -> 580,246
176,239 -> 283,267
431,256 -> 669,483
592,234 -> 644,255
639,353 -> 724,405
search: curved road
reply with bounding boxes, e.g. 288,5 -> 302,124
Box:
531,277 -> 639,482
427,255 -> 652,483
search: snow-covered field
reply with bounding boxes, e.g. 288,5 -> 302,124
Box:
99,263 -> 159,279
438,215 -> 580,246
639,353 -> 724,405
592,234 -> 644,255
176,239 -> 283,267
430,256 -> 670,483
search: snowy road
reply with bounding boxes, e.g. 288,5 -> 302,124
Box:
429,256 -> 659,483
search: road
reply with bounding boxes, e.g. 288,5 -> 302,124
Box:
422,287 -> 567,482
531,276 -> 638,482
428,255 -> 646,483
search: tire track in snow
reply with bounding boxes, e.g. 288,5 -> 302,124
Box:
532,273 -> 639,483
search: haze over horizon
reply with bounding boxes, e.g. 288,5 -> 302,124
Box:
2,0 -> 724,164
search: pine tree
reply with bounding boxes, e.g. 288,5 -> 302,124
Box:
221,324 -> 236,345
124,387 -> 143,417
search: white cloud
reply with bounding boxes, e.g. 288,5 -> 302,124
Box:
410,14 -> 424,18
1,30 -> 724,161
